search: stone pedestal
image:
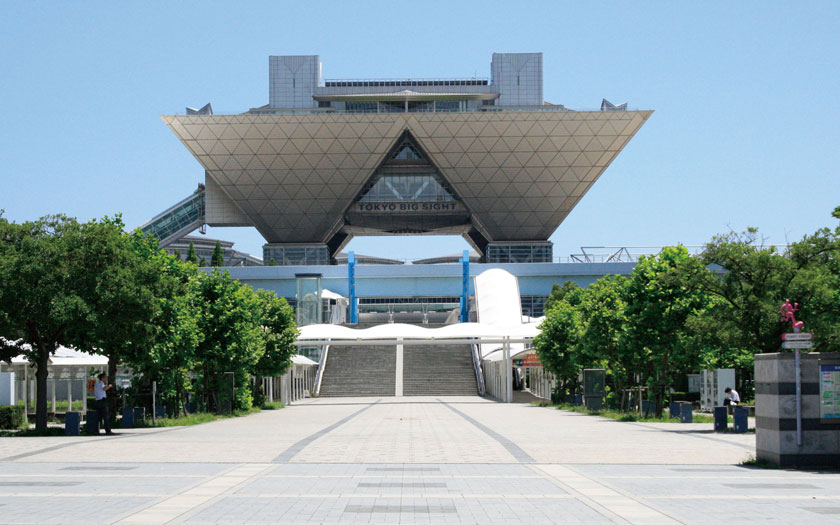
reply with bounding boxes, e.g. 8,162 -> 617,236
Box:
755,352 -> 840,467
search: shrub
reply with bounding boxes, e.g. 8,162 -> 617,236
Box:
0,406 -> 27,430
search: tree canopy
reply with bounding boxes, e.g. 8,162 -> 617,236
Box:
0,214 -> 299,432
535,206 -> 840,411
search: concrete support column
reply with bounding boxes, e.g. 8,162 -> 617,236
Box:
504,337 -> 512,403
395,339 -> 404,397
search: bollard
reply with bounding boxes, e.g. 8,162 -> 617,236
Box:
64,412 -> 80,436
85,410 -> 100,434
679,402 -> 693,423
669,401 -> 680,419
733,406 -> 748,433
714,406 -> 728,432
121,407 -> 134,428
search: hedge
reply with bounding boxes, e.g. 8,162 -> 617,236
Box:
0,406 -> 27,430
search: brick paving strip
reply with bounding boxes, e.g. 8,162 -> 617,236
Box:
115,463 -> 274,525
272,400 -> 381,463
437,398 -> 535,463
535,464 -> 681,523
0,426 -> 187,462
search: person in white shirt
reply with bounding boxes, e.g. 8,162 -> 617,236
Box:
94,373 -> 114,435
724,387 -> 740,406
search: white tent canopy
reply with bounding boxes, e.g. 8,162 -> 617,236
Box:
297,321 -> 539,344
291,354 -> 318,366
2,341 -> 108,367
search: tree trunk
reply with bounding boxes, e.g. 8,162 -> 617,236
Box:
107,351 -> 119,424
35,346 -> 50,433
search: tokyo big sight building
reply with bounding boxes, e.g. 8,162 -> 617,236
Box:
148,53 -> 651,321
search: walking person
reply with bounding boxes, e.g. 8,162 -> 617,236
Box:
94,373 -> 115,435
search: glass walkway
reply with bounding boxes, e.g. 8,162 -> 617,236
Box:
140,185 -> 205,247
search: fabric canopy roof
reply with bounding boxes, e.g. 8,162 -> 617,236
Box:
297,321 -> 540,342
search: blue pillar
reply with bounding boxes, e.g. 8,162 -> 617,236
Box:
348,251 -> 357,324
460,250 -> 469,323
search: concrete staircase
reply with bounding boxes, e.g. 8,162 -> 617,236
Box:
319,346 -> 396,397
403,345 -> 478,396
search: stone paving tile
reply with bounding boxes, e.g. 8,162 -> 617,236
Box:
0,496 -> 156,524
0,462 -> 232,477
291,400 -> 515,464
1,397 -> 835,524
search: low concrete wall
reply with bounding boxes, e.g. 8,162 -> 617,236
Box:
755,352 -> 840,467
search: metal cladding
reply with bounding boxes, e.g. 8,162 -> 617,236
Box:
162,109 -> 651,248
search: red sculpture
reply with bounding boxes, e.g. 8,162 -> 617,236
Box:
780,299 -> 804,332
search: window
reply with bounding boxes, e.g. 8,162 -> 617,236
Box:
359,175 -> 455,202
392,143 -> 422,160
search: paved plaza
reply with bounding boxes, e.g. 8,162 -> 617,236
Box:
0,397 -> 837,524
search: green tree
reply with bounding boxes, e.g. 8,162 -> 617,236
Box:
579,275 -> 634,406
211,241 -> 225,267
186,241 -> 198,265
698,229 -> 799,358
194,269 -> 265,412
0,216 -> 93,432
543,281 -> 581,312
251,289 -> 298,405
199,257 -> 207,267
267,258 -> 278,266
533,283 -> 584,398
70,217 -> 160,420
622,246 -> 708,413
122,231 -> 202,416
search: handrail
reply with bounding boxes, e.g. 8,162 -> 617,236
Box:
471,343 -> 486,396
313,345 -> 329,397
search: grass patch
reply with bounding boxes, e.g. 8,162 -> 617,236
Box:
0,427 -> 66,437
532,401 -> 716,424
134,402 -> 284,428
740,454 -> 779,469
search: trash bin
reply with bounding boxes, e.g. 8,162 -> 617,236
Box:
714,406 -> 728,432
133,407 -> 146,424
642,400 -> 656,418
679,402 -> 693,423
64,412 -> 80,436
154,405 -> 166,419
85,410 -> 100,434
669,401 -> 679,419
122,407 -> 134,428
733,406 -> 748,433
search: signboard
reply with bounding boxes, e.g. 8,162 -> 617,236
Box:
781,341 -> 814,349
782,332 -> 813,341
513,354 -> 542,367
819,363 -> 840,420
354,202 -> 464,214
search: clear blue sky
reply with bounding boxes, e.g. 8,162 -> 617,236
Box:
1,2 -> 838,261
